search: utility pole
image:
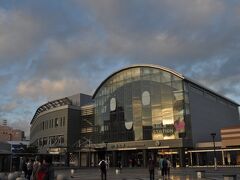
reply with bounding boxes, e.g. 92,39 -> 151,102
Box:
210,133 -> 217,170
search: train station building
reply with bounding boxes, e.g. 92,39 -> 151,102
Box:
30,64 -> 240,167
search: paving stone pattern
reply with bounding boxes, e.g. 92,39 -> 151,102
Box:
55,167 -> 240,180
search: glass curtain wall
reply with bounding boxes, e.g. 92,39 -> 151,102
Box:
94,67 -> 186,143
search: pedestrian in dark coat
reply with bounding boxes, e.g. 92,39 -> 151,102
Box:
162,157 -> 168,179
148,157 -> 155,180
98,159 -> 107,180
22,159 -> 28,178
166,158 -> 172,178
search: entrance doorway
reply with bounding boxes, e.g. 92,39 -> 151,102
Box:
157,149 -> 179,167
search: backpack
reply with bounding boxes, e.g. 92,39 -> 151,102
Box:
99,160 -> 106,170
162,159 -> 168,168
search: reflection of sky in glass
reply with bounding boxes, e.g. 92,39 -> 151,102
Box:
94,66 -> 185,142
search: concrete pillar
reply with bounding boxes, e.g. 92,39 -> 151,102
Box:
190,152 -> 193,166
196,153 -> 199,166
88,150 -> 91,167
78,151 -> 81,167
143,149 -> 147,167
112,151 -> 116,167
222,150 -> 225,165
178,148 -> 186,167
65,152 -> 70,166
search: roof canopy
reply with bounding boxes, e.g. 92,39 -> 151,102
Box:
31,97 -> 72,124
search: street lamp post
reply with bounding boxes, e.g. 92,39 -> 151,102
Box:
210,133 -> 217,170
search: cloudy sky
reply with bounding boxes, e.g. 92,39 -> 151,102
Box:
0,0 -> 240,137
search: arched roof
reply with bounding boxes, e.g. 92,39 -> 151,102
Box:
92,64 -> 239,106
30,97 -> 72,124
92,64 -> 184,98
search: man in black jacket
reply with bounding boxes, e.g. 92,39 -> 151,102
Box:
98,159 -> 107,180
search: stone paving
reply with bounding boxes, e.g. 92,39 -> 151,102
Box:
1,167 -> 239,180
55,167 -> 240,180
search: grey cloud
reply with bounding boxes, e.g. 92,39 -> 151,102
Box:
0,0 -> 92,68
30,0 -> 240,103
0,9 -> 42,66
181,58 -> 240,103
0,0 -> 240,126
0,102 -> 17,112
0,74 -> 8,87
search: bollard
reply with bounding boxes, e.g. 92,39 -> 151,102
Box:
115,168 -> 120,174
13,171 -> 21,178
0,173 -> 6,180
70,169 -> 74,178
196,170 -> 205,179
56,174 -> 69,180
8,173 -> 17,180
223,175 -> 237,180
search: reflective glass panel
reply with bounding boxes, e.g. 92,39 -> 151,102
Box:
94,66 -> 185,143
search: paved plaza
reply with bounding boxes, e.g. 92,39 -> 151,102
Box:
55,167 -> 240,180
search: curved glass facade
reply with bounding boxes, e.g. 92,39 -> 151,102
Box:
94,66 -> 186,143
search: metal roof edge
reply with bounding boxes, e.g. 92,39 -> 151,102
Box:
92,64 -> 184,98
185,76 -> 239,106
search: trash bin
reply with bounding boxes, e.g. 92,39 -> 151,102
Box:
196,170 -> 205,179
116,168 -> 120,174
223,175 -> 237,180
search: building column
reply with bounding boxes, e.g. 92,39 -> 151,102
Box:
78,151 -> 81,167
190,152 -> 193,167
143,149 -> 147,167
178,148 -> 186,167
222,150 -> 225,165
196,153 -> 199,166
65,152 -> 70,166
112,151 -> 116,167
88,150 -> 91,167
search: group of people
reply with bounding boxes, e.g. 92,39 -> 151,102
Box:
159,156 -> 171,179
148,156 -> 172,180
98,156 -> 171,180
22,155 -> 54,180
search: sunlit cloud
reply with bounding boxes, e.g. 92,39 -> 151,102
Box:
17,78 -> 91,101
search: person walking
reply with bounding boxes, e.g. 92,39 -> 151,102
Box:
37,155 -> 54,180
22,158 -> 28,178
26,159 -> 33,180
148,157 -> 155,180
158,155 -> 164,178
98,159 -> 107,180
31,155 -> 42,180
166,158 -> 172,179
162,157 -> 168,180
